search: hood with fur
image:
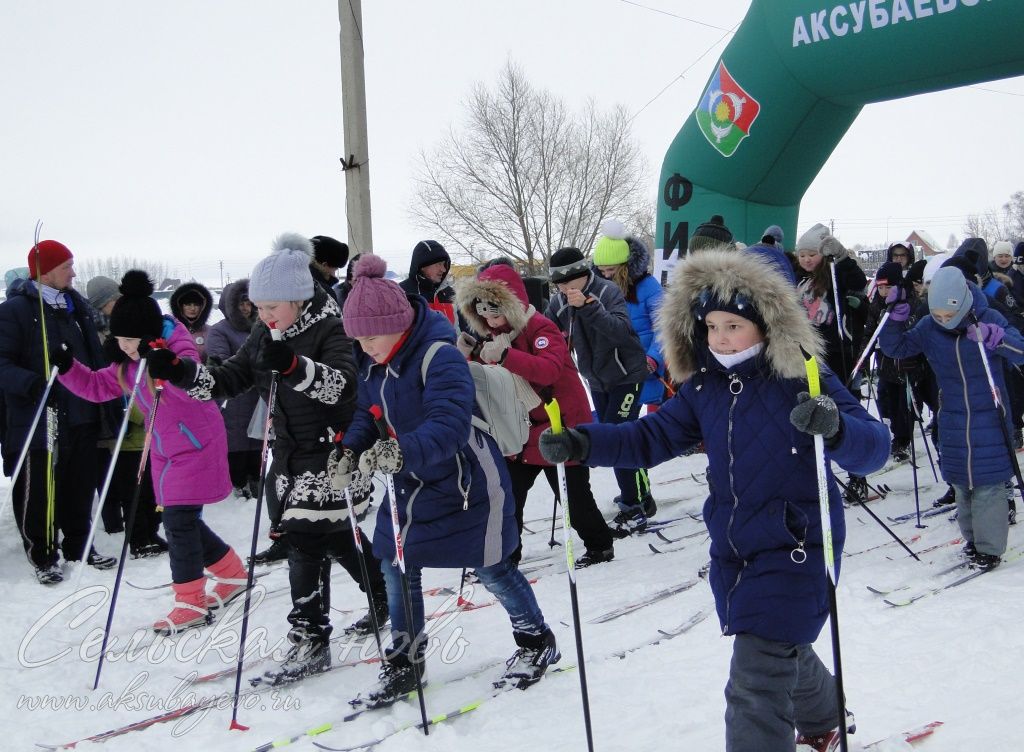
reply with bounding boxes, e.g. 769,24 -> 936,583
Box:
170,281 -> 214,330
657,247 -> 823,382
624,236 -> 652,283
455,263 -> 532,337
218,278 -> 256,333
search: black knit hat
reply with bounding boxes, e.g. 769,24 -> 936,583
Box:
688,215 -> 734,252
310,235 -> 350,268
109,270 -> 164,341
548,247 -> 590,284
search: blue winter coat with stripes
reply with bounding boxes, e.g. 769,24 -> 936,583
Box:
342,297 -> 518,569
880,285 -> 1024,488
582,249 -> 890,645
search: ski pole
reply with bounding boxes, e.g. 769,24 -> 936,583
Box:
828,257 -> 850,381
231,324 -> 283,731
71,360 -> 147,595
801,349 -> 850,752
0,365 -> 57,523
93,364 -> 166,691
547,494 -> 561,549
908,389 -> 939,483
342,481 -> 385,660
846,312 -> 889,388
543,398 -> 595,752
905,379 -> 925,530
370,403 -> 429,736
834,478 -> 919,561
33,223 -> 60,562
967,314 -> 1024,506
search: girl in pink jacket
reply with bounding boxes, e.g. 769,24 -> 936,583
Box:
57,271 -> 244,634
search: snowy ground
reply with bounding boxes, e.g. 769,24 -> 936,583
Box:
1,418 -> 1018,751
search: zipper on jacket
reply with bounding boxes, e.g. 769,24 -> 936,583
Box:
955,335 -> 974,490
722,390 -> 744,635
614,349 -> 627,376
178,422 -> 203,450
455,451 -> 470,510
784,502 -> 808,564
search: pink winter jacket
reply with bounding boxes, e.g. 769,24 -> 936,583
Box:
59,318 -> 232,506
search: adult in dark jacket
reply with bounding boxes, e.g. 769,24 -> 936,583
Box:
149,234 -> 387,685
170,281 -> 214,362
0,240 -> 116,584
881,268 -> 1024,569
206,279 -> 262,498
336,255 -> 558,705
335,252 -> 360,310
545,247 -> 651,525
309,235 -> 349,305
399,239 -> 457,325
456,261 -> 616,566
539,248 -> 889,751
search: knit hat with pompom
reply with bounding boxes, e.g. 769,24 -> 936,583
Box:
248,233 -> 315,302
109,270 -> 165,341
342,255 -> 415,337
592,218 -> 631,266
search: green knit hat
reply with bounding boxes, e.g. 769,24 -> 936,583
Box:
592,218 -> 630,266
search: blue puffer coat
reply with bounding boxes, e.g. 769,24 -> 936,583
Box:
343,297 -> 518,569
583,249 -> 890,645
615,237 -> 666,405
880,285 -> 1024,488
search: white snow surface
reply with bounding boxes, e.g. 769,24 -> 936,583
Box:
1,429 -> 1015,751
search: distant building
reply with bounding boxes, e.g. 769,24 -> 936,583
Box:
905,230 -> 943,256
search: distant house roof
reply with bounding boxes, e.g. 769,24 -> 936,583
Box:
906,230 -> 943,256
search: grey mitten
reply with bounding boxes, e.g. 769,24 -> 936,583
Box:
538,427 -> 591,464
789,391 -> 840,439
328,446 -> 358,490
456,331 -> 478,358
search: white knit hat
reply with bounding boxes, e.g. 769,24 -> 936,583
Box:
248,233 -> 315,302
796,223 -> 830,253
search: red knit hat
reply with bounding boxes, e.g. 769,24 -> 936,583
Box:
27,240 -> 73,279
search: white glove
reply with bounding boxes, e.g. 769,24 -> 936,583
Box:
358,438 -> 404,475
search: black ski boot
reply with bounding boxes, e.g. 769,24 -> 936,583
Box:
890,440 -> 911,464
796,710 -> 856,751
84,548 -> 117,570
257,631 -> 330,686
843,476 -> 868,505
932,485 -> 956,508
345,590 -> 390,636
250,536 -> 289,566
972,552 -> 1002,572
360,654 -> 424,709
575,546 -> 614,569
1015,429 -> 1024,451
494,629 -> 560,690
35,563 -> 63,585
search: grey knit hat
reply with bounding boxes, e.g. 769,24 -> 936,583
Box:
928,266 -> 973,330
86,275 -> 120,310
248,233 -> 315,302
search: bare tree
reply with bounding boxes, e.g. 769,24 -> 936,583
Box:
75,256 -> 170,288
413,61 -> 649,274
963,190 -> 1024,246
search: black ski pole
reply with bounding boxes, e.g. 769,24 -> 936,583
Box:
371,403 -> 429,736
968,314 -> 1024,507
548,494 -> 561,548
93,365 -> 166,690
904,380 -> 926,529
910,396 -> 939,483
230,324 -> 283,731
0,365 -> 57,523
833,478 -> 919,561
343,483 -> 385,660
802,350 -> 849,752
828,257 -> 850,382
543,399 -> 595,752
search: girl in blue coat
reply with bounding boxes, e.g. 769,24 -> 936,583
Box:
332,255 -> 557,707
540,248 -> 889,751
881,266 -> 1024,571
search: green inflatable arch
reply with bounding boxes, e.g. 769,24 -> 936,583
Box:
656,0 -> 1024,279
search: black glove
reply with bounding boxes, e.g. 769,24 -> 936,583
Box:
538,427 -> 590,464
49,344 -> 74,375
789,392 -> 841,440
146,347 -> 185,383
258,340 -> 298,375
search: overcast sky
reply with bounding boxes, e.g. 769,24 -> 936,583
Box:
3,1 -> 1023,288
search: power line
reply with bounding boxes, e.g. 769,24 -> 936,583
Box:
617,0 -> 733,32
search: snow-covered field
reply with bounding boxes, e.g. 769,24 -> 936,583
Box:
1,424 -> 1016,751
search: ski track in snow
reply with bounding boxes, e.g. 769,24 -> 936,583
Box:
1,427 -> 1014,750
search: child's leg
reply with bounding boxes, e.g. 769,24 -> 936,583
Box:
380,558 -> 424,661
505,460 -> 542,564
952,484 -> 974,546
161,505 -> 208,583
595,383 -> 650,509
326,526 -> 387,597
543,465 -> 614,553
286,532 -> 333,641
969,483 -> 1011,556
724,633 -> 802,752
475,557 -> 548,636
792,645 -> 841,737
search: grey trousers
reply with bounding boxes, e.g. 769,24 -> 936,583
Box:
953,483 -> 1010,556
724,633 -> 839,752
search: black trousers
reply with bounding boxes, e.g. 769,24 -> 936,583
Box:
13,425 -> 98,568
286,526 -> 386,640
227,449 -> 262,489
506,460 -> 613,562
95,448 -> 161,545
163,505 -> 229,583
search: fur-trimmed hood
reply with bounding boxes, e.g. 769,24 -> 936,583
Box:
624,236 -> 652,283
170,281 -> 214,330
218,278 -> 256,333
657,247 -> 823,382
455,263 -> 532,337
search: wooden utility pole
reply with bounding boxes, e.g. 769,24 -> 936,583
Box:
337,0 -> 373,253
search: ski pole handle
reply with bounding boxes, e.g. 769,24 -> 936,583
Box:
544,398 -> 563,434
270,323 -> 282,342
369,404 -> 395,440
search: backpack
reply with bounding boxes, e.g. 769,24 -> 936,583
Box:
421,341 -> 532,457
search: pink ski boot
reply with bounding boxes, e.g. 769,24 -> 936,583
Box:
153,578 -> 212,635
205,548 -> 248,610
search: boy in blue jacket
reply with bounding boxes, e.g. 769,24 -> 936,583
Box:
881,265 -> 1024,571
540,248 -> 889,751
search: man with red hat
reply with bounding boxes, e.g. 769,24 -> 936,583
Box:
0,239 -> 116,584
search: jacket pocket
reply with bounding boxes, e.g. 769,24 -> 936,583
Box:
178,422 -> 203,450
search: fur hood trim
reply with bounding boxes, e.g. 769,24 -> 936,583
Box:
657,247 -> 823,382
456,275 -> 531,337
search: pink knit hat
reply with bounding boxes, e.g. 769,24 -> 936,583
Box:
342,254 -> 415,337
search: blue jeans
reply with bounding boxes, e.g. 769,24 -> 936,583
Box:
380,555 -> 548,661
